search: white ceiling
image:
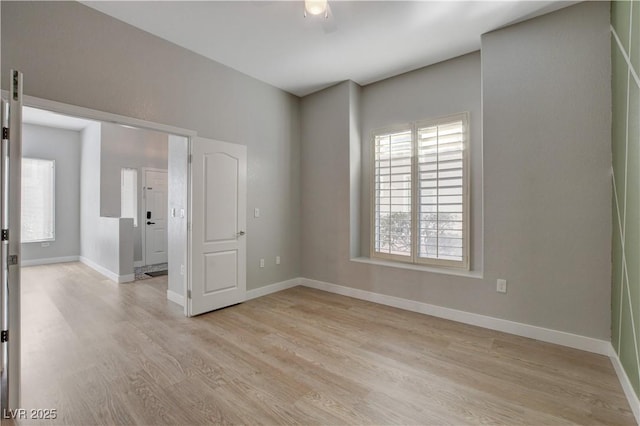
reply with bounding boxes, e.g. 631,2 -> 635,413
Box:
82,1 -> 575,97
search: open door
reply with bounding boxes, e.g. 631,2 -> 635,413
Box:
188,137 -> 246,316
1,70 -> 23,415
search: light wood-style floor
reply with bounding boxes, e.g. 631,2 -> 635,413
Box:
16,262 -> 635,425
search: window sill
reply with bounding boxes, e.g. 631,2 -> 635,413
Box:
350,257 -> 483,279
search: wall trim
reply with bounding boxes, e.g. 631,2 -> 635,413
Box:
21,255 -> 79,267
610,344 -> 640,424
167,289 -> 184,306
299,278 -> 611,356
246,278 -> 301,301
79,256 -> 134,283
134,261 -> 144,268
10,93 -> 198,138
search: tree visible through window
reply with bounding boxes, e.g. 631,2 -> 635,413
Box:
372,113 -> 469,269
21,158 -> 55,243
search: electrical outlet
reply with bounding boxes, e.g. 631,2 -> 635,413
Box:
41,242 -> 50,248
276,256 -> 280,265
254,208 -> 260,218
260,258 -> 265,268
180,264 -> 185,275
497,279 -> 507,293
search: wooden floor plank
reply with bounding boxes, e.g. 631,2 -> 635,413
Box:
16,262 -> 636,425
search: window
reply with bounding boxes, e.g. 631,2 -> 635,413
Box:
121,168 -> 138,227
21,158 -> 55,243
372,113 -> 469,269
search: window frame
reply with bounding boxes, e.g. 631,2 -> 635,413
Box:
370,112 -> 470,270
21,157 -> 56,243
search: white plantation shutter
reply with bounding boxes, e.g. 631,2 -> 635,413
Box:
21,158 -> 55,243
373,128 -> 413,259
371,113 -> 469,269
417,115 -> 467,266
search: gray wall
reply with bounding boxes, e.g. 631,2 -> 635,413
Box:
80,122 -> 133,277
21,123 -> 81,262
100,122 -> 168,263
360,52 -> 483,271
302,82 -> 352,281
481,2 -> 611,338
301,1 -> 612,339
1,0 -> 301,290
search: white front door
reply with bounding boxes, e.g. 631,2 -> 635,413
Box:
189,137 -> 246,316
143,169 -> 168,265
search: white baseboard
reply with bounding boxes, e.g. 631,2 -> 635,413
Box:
246,278 -> 301,301
299,278 -> 611,356
21,255 -> 79,267
609,344 -> 640,424
79,256 -> 134,283
167,289 -> 184,306
119,274 -> 135,283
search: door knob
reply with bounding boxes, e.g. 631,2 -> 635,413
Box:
147,221 -> 155,225
237,231 -> 246,236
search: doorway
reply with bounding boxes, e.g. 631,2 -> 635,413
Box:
141,168 -> 168,268
19,104 -> 190,306
15,95 -> 249,317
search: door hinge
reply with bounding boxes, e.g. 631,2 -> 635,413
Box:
187,289 -> 191,299
1,330 -> 8,343
8,255 -> 18,266
2,127 -> 8,140
1,229 -> 7,241
188,154 -> 192,164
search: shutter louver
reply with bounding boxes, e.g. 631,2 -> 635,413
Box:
373,129 -> 412,258
417,119 -> 465,263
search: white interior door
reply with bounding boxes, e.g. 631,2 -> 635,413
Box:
189,137 -> 246,316
144,169 -> 168,266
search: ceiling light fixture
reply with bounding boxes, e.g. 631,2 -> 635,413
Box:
304,0 -> 328,18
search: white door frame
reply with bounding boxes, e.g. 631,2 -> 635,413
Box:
140,167 -> 168,267
1,72 -> 24,412
9,93 -> 196,316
